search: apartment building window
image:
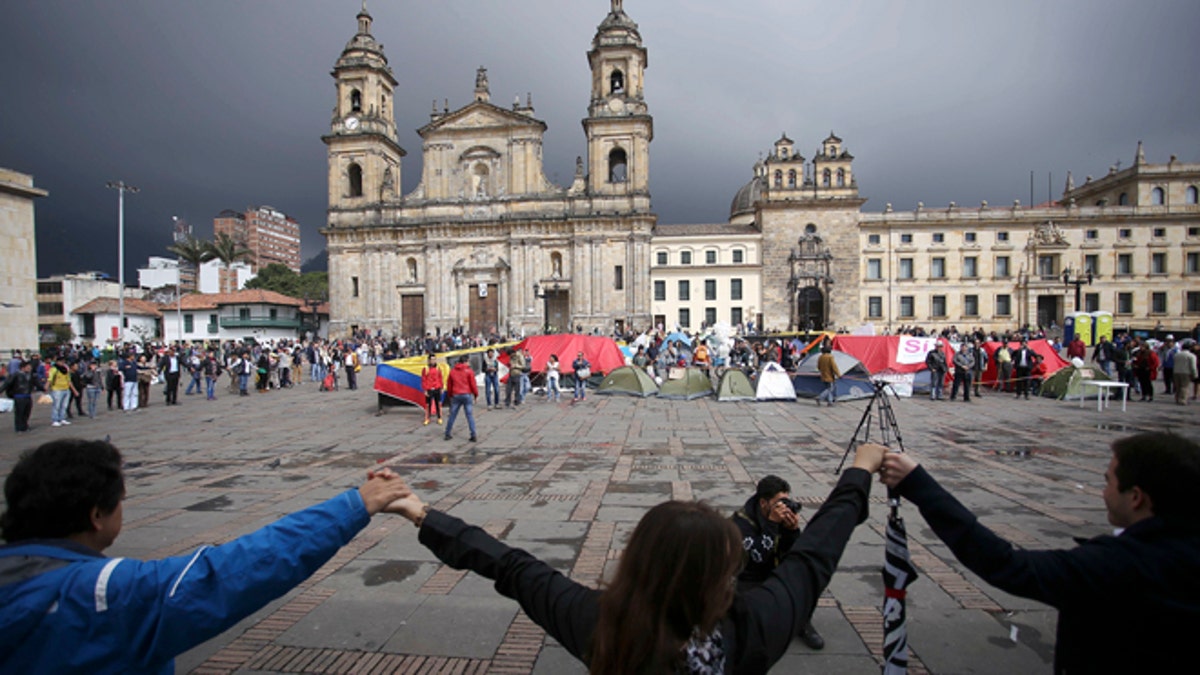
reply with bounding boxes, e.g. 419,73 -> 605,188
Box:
1085,254 -> 1100,275
678,280 -> 690,301
705,250 -> 717,265
705,307 -> 717,326
1188,291 -> 1200,314
1153,227 -> 1166,238
704,279 -> 717,301
679,308 -> 691,328
899,296 -> 914,318
996,294 -> 1011,316
963,256 -> 978,278
1151,292 -> 1167,314
868,296 -> 883,318
654,280 -> 666,301
997,231 -> 1010,242
615,265 -> 624,290
868,234 -> 881,245
1150,253 -> 1166,275
732,249 -> 744,263
964,232 -> 977,243
932,232 -> 945,244
730,278 -> 743,300
1117,254 -> 1133,276
1085,229 -> 1099,240
36,281 -> 63,294
931,295 -> 946,317
37,302 -> 63,316
900,233 -> 913,244
963,294 -> 979,317
1187,252 -> 1200,274
995,256 -> 1010,278
731,307 -> 743,325
239,308 -> 250,320
1085,293 -> 1100,312
1191,227 -> 1200,237
1119,228 -> 1132,239
1117,292 -> 1133,314
351,276 -> 359,298
899,258 -> 914,279
931,257 -> 945,279
681,251 -> 692,265
656,251 -> 668,265
866,258 -> 882,280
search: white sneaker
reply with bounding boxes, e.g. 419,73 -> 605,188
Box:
52,422 -> 62,427
62,420 -> 71,425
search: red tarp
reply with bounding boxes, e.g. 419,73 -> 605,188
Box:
829,335 -> 955,375
500,334 -> 627,376
979,340 -> 1069,385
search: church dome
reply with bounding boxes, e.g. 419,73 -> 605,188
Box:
336,7 -> 390,71
730,170 -> 766,220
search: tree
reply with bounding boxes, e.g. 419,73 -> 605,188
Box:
205,233 -> 254,293
166,236 -> 212,293
244,263 -> 301,296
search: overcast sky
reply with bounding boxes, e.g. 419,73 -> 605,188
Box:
3,0 -> 1197,281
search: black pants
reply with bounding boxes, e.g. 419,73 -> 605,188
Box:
164,372 -> 180,404
1014,366 -> 1032,397
951,370 -> 972,401
107,385 -> 123,410
13,397 -> 32,431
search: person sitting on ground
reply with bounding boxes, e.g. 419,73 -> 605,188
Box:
879,431 -> 1200,674
0,438 -> 411,673
732,475 -> 826,650
386,443 -> 887,673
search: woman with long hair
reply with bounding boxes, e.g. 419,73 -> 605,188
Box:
388,443 -> 886,673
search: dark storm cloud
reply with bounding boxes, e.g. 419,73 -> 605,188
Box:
2,0 -> 1197,281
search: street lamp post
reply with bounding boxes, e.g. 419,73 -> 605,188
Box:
106,180 -> 139,346
1062,265 -> 1094,313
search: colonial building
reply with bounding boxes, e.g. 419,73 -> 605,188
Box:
322,1 -> 654,338
161,289 -> 323,344
0,167 -> 46,353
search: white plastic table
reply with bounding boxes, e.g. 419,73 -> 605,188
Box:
1079,380 -> 1129,412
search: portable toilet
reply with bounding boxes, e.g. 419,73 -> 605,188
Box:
1065,312 -> 1094,346
1091,311 -> 1114,344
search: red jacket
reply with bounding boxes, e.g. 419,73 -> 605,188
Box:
421,366 -> 444,391
446,362 -> 478,397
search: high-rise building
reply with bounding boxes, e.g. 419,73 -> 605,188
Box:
213,206 -> 301,273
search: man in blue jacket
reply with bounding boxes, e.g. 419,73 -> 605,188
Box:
0,438 -> 411,673
880,431 -> 1200,674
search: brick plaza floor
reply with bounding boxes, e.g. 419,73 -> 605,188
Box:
2,369 -> 1197,674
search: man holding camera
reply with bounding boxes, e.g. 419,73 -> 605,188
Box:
732,474 -> 825,650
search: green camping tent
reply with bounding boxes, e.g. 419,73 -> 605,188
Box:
597,366 -> 659,397
658,367 -> 714,400
1040,364 -> 1111,400
716,369 -> 755,401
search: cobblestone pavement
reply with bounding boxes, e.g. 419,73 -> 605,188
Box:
3,370 -> 1197,674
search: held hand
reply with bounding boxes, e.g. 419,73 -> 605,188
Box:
383,494 -> 428,523
358,470 -> 412,516
851,442 -> 888,473
880,452 -> 919,488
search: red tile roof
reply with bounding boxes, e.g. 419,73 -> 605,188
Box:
72,297 -> 163,318
169,289 -> 306,311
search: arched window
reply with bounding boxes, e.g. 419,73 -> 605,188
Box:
406,257 -> 418,283
836,168 -> 846,187
1188,185 -> 1199,204
1118,192 -> 1129,205
348,163 -> 363,198
550,252 -> 563,278
1151,187 -> 1165,205
774,170 -> 783,188
787,170 -> 797,188
472,163 -> 490,198
610,69 -> 625,94
822,169 -> 831,187
350,89 -> 362,112
608,148 -> 628,183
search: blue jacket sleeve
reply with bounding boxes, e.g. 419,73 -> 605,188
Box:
111,488 -> 371,668
897,464 -> 1122,609
418,509 -> 600,662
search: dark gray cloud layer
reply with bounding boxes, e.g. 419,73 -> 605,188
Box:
3,0 -> 1197,281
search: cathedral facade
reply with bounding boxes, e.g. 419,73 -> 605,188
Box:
323,3 -> 653,338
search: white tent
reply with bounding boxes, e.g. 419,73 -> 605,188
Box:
755,361 -> 797,401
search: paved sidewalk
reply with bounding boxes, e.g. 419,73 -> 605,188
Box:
2,370 -> 1197,674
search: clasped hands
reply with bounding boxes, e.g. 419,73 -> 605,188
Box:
852,442 -> 919,488
358,468 -> 427,522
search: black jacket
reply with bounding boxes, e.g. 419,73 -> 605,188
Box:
732,495 -> 798,585
897,465 -> 1200,674
418,469 -> 873,674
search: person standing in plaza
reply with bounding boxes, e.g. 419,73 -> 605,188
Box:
343,348 -> 358,390
994,342 -> 1013,392
545,353 -> 562,402
505,347 -> 526,408
443,355 -> 478,442
118,352 -> 139,411
67,361 -> 85,419
46,357 -> 74,427
1092,335 -> 1114,377
571,351 -> 591,403
1111,337 -> 1134,400
1,360 -> 36,432
105,360 -> 123,411
136,355 -> 154,409
925,340 -> 948,400
421,354 -> 444,426
816,345 -> 841,406
1012,339 -> 1037,400
82,361 -> 103,419
482,347 -> 500,409
1160,336 -> 1178,396
184,349 -> 203,396
1173,339 -> 1197,405
950,342 -> 974,402
159,348 -> 182,405
969,339 -> 987,398
202,350 -> 221,400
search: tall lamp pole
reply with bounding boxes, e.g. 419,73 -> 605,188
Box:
171,216 -> 188,344
1062,265 -> 1093,312
106,181 -> 139,345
